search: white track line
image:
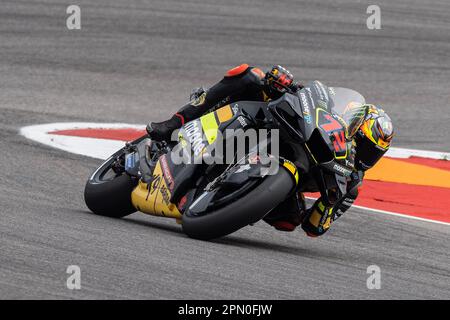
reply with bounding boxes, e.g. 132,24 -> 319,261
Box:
19,122 -> 450,227
386,147 -> 450,160
304,196 -> 450,227
351,205 -> 450,226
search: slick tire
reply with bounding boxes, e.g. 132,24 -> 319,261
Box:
182,167 -> 295,240
84,153 -> 137,218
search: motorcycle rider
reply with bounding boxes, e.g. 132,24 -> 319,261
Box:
147,64 -> 299,141
147,64 -> 394,237
254,103 -> 393,237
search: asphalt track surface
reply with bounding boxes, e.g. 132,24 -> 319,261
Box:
1,0 -> 450,299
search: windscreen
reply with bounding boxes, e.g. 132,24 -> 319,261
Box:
330,87 -> 367,138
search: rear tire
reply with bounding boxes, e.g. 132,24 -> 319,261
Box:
84,153 -> 138,218
182,167 -> 295,240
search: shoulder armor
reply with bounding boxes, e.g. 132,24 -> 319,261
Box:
225,64 -> 250,77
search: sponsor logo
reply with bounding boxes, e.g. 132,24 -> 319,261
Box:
232,104 -> 239,114
183,120 -> 206,156
150,174 -> 171,205
159,184 -> 171,205
214,96 -> 230,110
160,154 -> 174,191
300,92 -> 312,124
237,116 -> 248,127
345,158 -> 355,169
304,114 -> 312,124
125,152 -> 136,170
300,92 -> 309,109
314,81 -> 329,102
333,163 -> 352,176
305,87 -> 316,108
317,100 -> 328,109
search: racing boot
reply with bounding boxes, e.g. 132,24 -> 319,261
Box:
301,200 -> 333,237
146,114 -> 183,142
147,87 -> 208,141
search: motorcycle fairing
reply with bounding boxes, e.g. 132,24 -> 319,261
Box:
315,108 -> 348,160
131,155 -> 182,219
169,102 -> 267,203
177,102 -> 270,159
296,81 -> 336,142
187,155 -> 298,216
177,104 -> 236,158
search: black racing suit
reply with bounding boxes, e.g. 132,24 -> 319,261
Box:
172,64 -> 278,126
155,64 -> 362,236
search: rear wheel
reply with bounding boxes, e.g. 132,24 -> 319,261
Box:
84,150 -> 138,218
182,167 -> 295,240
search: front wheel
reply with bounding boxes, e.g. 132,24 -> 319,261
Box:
182,167 -> 295,240
84,150 -> 138,218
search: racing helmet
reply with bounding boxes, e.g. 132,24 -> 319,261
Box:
265,65 -> 294,94
354,105 -> 394,170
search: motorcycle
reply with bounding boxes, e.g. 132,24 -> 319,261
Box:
84,81 -> 367,240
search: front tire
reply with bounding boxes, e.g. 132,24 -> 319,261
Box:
84,152 -> 138,218
182,167 -> 295,240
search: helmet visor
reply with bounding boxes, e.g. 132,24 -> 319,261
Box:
342,102 -> 368,138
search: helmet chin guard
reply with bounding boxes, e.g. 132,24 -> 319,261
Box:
355,105 -> 394,170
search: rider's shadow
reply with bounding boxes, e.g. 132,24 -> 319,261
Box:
213,233 -> 324,258
79,208 -> 185,237
81,209 -> 343,260
122,214 -> 303,252
212,228 -> 352,262
122,215 -> 185,237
